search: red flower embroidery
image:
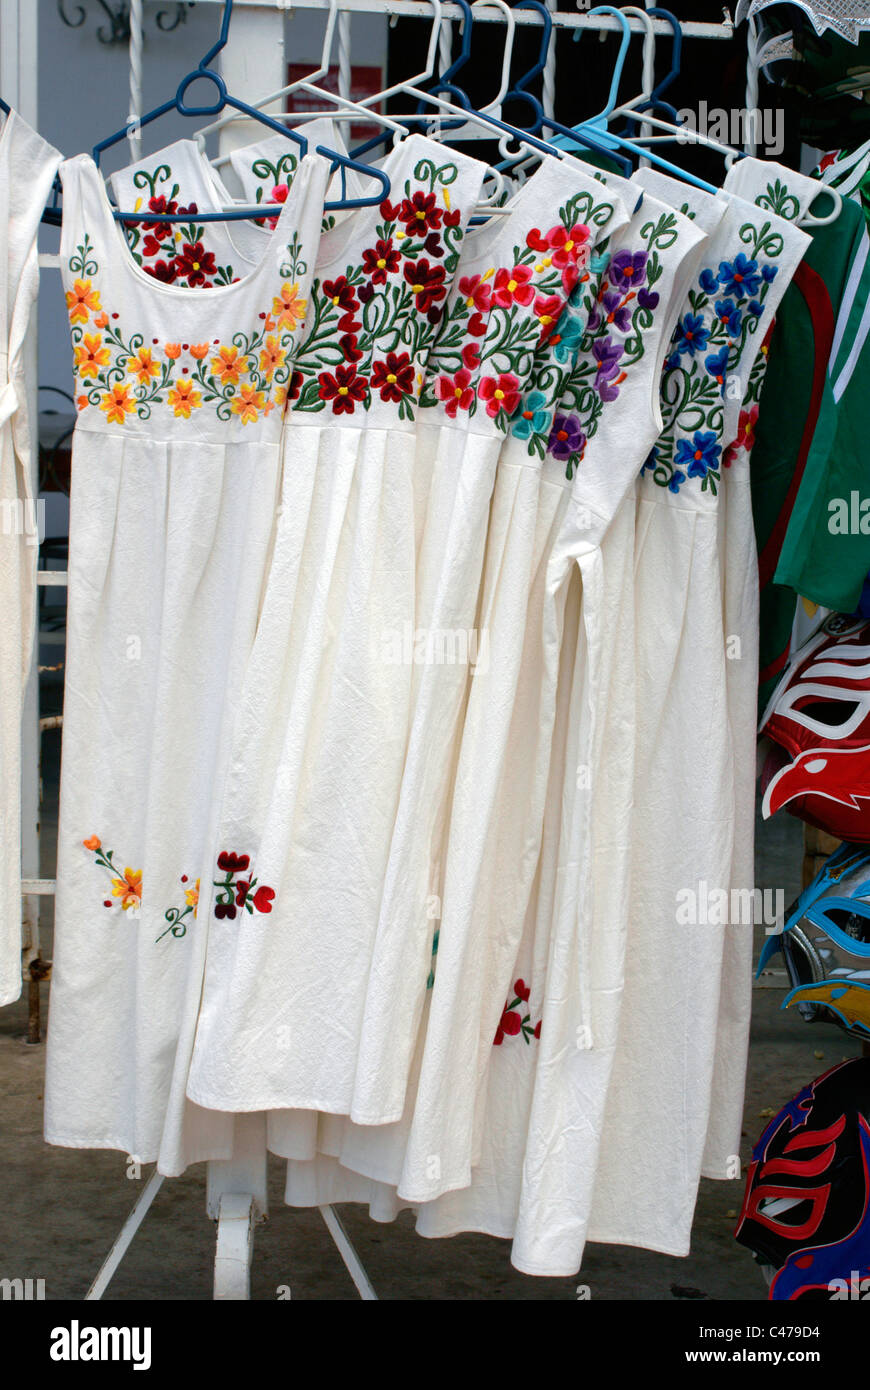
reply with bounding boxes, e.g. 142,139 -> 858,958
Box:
174,242 -> 217,287
435,369 -> 475,418
492,264 -> 535,308
371,351 -> 415,403
398,191 -> 443,233
534,293 -> 563,340
323,275 -> 359,314
494,1006 -> 522,1045
318,364 -> 369,414
461,341 -> 480,372
145,193 -> 177,240
459,273 -> 492,314
467,311 -> 487,338
478,373 -> 520,418
339,332 -> 363,364
144,259 -> 178,284
362,238 -> 400,284
217,852 -> 250,874
493,980 -> 541,1045
527,222 -> 590,268
403,259 -> 447,312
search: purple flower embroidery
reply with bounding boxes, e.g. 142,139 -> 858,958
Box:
637,287 -> 660,311
608,249 -> 648,291
548,412 -> 586,460
593,336 -> 625,401
589,289 -> 633,333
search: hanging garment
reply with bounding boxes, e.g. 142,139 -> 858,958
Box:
707,160 -> 825,1179
178,148 -> 628,1134
108,122 -> 357,290
0,110 -> 60,1007
586,170 -> 810,1258
43,150 -> 330,1161
273,173 -> 708,1273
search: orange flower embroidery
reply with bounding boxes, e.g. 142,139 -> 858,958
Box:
93,311 -> 110,330
167,380 -> 202,418
100,383 -> 136,425
259,335 -> 286,380
128,347 -> 161,386
82,835 -> 101,851
272,281 -> 306,331
164,343 -> 182,360
66,278 -> 101,325
190,343 -> 210,359
231,385 -> 265,425
111,867 -> 142,911
76,394 -> 89,412
212,345 -> 244,384
74,333 -> 110,379
184,879 -> 200,913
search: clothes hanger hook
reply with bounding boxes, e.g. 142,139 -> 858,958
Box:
470,0 -> 516,110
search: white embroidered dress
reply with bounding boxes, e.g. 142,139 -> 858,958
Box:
44,151 -> 330,1161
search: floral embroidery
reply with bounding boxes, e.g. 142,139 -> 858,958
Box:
121,165 -> 240,287
156,876 -> 200,942
541,209 -> 676,479
83,835 -> 142,912
67,233 -> 308,425
419,186 -> 620,446
493,979 -> 541,1045
644,216 -> 785,495
289,157 -> 466,423
213,851 -> 275,920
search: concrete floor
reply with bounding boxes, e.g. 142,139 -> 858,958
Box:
0,724 -> 861,1300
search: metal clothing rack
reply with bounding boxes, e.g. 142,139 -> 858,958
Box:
22,0 -> 735,1302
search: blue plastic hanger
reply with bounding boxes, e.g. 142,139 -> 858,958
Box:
613,7 -> 683,137
496,0 -> 633,176
553,6 -> 720,194
349,0 -> 476,156
94,0 -> 389,220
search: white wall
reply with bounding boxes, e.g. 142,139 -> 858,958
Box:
37,0 -> 386,398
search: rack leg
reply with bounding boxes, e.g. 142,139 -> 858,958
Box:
213,1193 -> 256,1300
319,1204 -> 378,1300
207,1112 -> 268,1301
85,1168 -> 164,1300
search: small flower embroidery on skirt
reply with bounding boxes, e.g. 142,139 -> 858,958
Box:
83,835 -> 198,943
494,979 -> 541,1045
213,851 -> 275,920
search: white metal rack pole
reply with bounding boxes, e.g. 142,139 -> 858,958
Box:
182,0 -> 734,39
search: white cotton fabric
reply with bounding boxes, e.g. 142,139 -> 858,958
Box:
587,171 -> 809,1256
44,151 -> 330,1161
176,153 -> 623,1146
0,112 -> 61,1006
272,178 -> 709,1274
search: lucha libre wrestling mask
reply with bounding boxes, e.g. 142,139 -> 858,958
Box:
756,841 -> 870,1040
735,1059 -> 870,1299
760,614 -> 870,842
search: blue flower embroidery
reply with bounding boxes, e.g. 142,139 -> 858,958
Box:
717,253 -> 761,300
511,390 -> 551,440
668,468 -> 687,493
714,298 -> 742,335
762,263 -> 778,283
699,268 -> 719,295
704,345 -> 730,394
674,312 -> 710,357
551,313 -> 584,365
674,430 -> 722,479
